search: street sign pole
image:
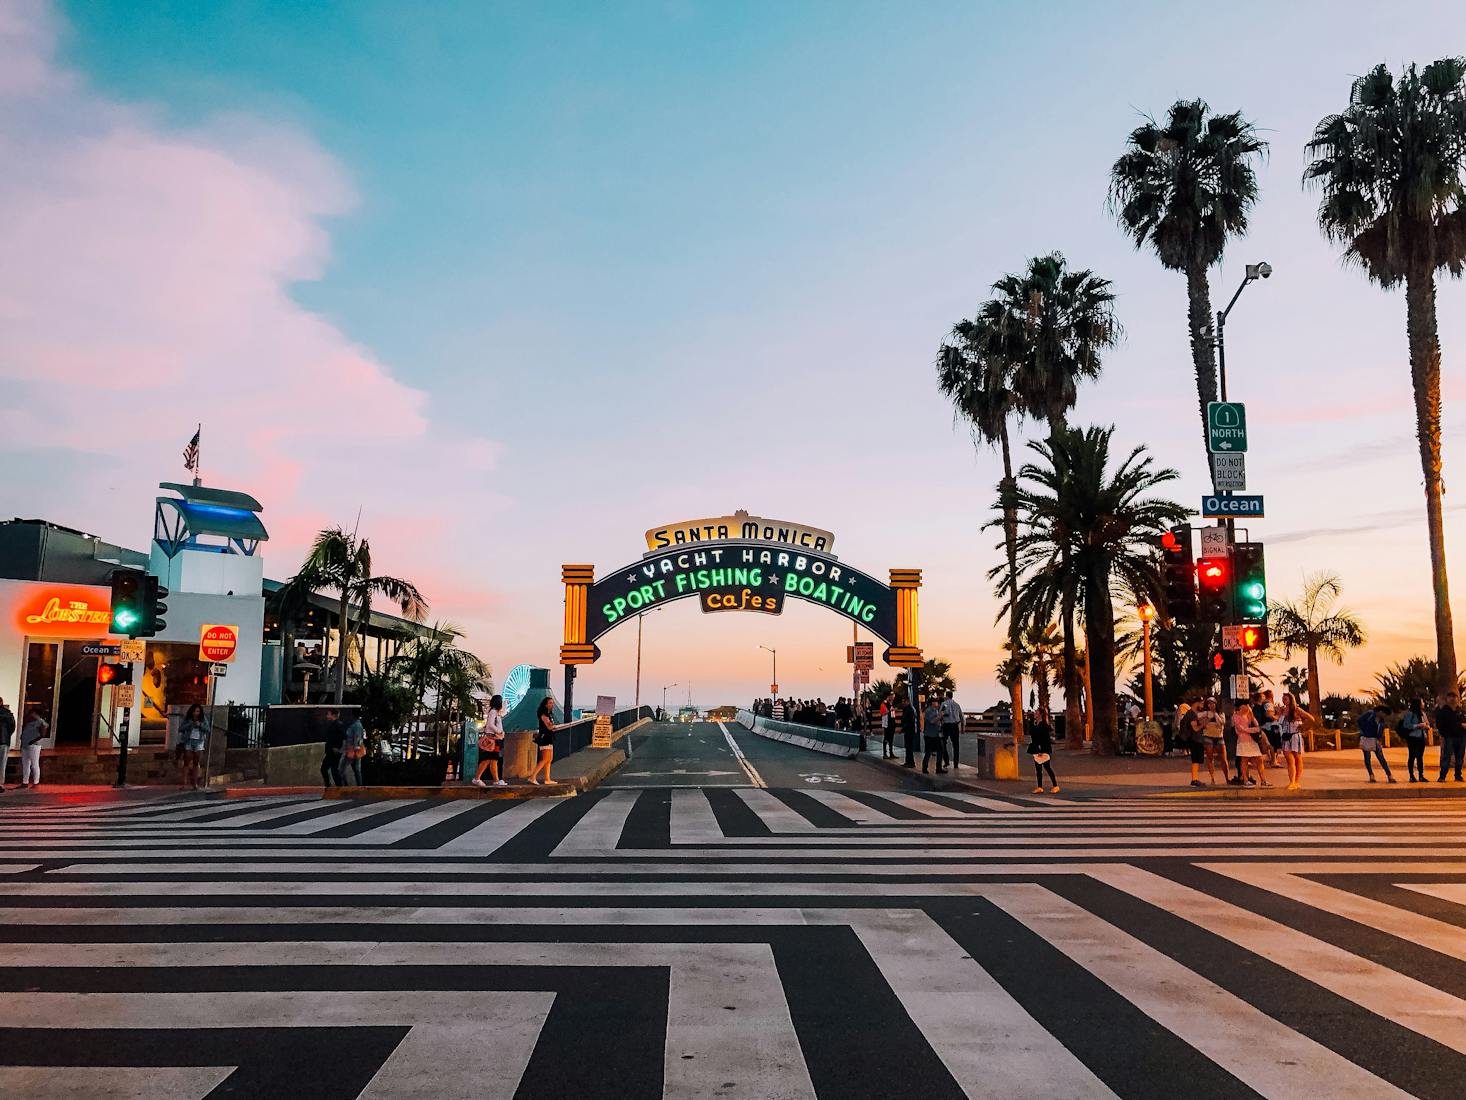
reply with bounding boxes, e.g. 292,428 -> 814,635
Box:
113,707 -> 130,789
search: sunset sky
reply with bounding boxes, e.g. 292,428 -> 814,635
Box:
3,0 -> 1466,709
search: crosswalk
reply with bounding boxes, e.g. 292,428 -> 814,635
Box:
1,788 -> 1465,1098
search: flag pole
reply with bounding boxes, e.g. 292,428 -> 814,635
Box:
193,423 -> 201,487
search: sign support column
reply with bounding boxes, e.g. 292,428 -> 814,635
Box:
560,564 -> 596,721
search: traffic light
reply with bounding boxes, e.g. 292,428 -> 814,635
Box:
1161,526 -> 1197,623
1237,623 -> 1269,651
109,571 -> 145,637
97,662 -> 133,686
1232,542 -> 1267,623
1212,649 -> 1241,678
139,575 -> 169,638
1196,556 -> 1232,622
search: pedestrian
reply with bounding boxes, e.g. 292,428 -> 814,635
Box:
880,700 -> 895,759
176,704 -> 210,789
1259,689 -> 1282,767
528,697 -> 557,785
899,693 -> 918,768
19,708 -> 48,789
1232,702 -> 1270,787
940,690 -> 963,769
0,695 -> 14,792
472,694 -> 507,787
1357,703 -> 1396,783
1199,697 -> 1227,785
921,696 -> 946,775
1222,702 -> 1244,785
1434,691 -> 1465,782
1177,699 -> 1206,787
319,707 -> 346,787
1279,692 -> 1307,790
1028,709 -> 1059,794
1400,696 -> 1430,783
772,698 -> 785,721
341,712 -> 367,786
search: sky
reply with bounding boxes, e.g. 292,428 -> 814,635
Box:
3,0 -> 1466,709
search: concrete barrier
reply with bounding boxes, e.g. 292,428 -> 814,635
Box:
736,710 -> 860,758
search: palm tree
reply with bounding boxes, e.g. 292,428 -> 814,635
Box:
1269,572 -> 1367,725
937,327 -> 1025,739
1109,100 -> 1267,460
862,679 -> 895,710
1370,657 -> 1463,712
1021,620 -> 1062,717
919,659 -> 956,696
972,253 -> 1122,743
302,526 -> 428,703
1281,665 -> 1310,702
1305,59 -> 1466,697
1009,427 -> 1189,753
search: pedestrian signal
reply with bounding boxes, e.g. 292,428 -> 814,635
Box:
1237,624 -> 1268,651
97,662 -> 133,686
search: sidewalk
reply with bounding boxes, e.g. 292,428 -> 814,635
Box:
857,740 -> 1466,799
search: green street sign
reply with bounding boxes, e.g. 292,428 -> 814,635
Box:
1207,402 -> 1247,453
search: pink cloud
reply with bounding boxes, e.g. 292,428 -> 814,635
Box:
0,2 -> 504,641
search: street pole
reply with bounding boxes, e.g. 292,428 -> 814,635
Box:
759,645 -> 777,700
113,706 -> 130,788
662,682 -> 677,719
634,613 -> 643,711
1141,613 -> 1154,720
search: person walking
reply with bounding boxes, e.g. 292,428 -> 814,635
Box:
319,707 -> 346,787
1435,692 -> 1465,782
472,695 -> 507,786
1357,704 -> 1396,783
921,696 -> 947,775
1278,693 -> 1307,790
1232,702 -> 1270,787
1198,697 -> 1227,785
1028,709 -> 1059,793
340,713 -> 367,786
19,708 -> 48,789
899,693 -> 918,768
940,691 -> 963,770
528,697 -> 557,785
176,704 -> 210,789
0,695 -> 14,792
1401,697 -> 1430,783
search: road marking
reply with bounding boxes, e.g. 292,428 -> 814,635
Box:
718,722 -> 766,788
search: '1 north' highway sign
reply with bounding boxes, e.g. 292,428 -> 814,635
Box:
1207,402 -> 1248,453
1201,494 -> 1264,518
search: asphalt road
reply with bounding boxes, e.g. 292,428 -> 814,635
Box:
605,719 -> 924,791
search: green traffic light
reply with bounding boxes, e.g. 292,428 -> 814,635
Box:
1241,581 -> 1265,600
113,609 -> 139,629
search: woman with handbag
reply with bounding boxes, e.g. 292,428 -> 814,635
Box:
471,695 -> 506,787
528,697 -> 557,786
1232,703 -> 1269,787
340,714 -> 367,786
1027,709 -> 1059,794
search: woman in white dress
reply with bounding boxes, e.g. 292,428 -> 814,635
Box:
1232,703 -> 1269,787
1279,692 -> 1306,790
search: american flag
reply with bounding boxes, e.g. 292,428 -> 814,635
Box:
183,428 -> 200,473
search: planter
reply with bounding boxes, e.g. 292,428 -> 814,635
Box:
363,755 -> 450,786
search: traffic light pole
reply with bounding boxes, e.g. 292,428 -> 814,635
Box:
113,707 -> 130,788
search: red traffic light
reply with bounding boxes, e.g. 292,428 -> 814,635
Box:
1161,530 -> 1180,552
97,662 -> 131,686
1212,651 -> 1225,672
1238,624 -> 1268,650
1197,557 -> 1229,586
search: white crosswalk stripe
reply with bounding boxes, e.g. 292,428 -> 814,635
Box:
2,789 -> 1465,1098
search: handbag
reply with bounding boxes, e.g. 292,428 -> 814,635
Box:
477,733 -> 497,751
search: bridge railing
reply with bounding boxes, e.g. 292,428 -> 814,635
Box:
736,709 -> 861,758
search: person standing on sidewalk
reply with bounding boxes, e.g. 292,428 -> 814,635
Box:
472,694 -> 507,786
1232,703 -> 1270,787
880,700 -> 895,759
1199,697 -> 1227,785
177,704 -> 210,790
0,695 -> 14,792
1279,693 -> 1306,790
1028,709 -> 1059,794
921,697 -> 947,775
1401,697 -> 1430,782
528,697 -> 558,785
940,691 -> 963,770
340,713 -> 367,786
19,708 -> 48,789
319,708 -> 346,788
1357,704 -> 1397,783
899,693 -> 918,769
1177,700 -> 1206,787
1435,692 -> 1465,782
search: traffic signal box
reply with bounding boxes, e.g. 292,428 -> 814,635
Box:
109,571 -> 145,637
1212,650 -> 1242,678
141,575 -> 169,637
1161,527 -> 1197,624
97,662 -> 133,686
1196,556 -> 1232,623
1232,542 -> 1267,623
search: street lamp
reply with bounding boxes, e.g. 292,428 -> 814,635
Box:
661,682 -> 678,718
1215,261 -> 1271,403
758,645 -> 777,699
1137,602 -> 1157,720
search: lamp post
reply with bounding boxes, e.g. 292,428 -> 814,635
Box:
1138,602 -> 1157,720
661,682 -> 678,719
758,645 -> 777,699
1215,261 -> 1271,405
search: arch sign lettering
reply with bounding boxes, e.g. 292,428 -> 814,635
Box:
561,510 -> 922,669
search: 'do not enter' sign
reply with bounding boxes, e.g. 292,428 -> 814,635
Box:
199,623 -> 239,663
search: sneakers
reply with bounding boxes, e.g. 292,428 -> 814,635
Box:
470,778 -> 486,787
1048,785 -> 1061,794
1190,779 -> 1205,787
1032,786 -> 1045,794
936,768 -> 948,775
493,779 -> 507,787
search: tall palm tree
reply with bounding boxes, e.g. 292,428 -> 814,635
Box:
302,526 -> 428,703
1269,572 -> 1367,725
919,659 -> 956,696
970,253 -> 1122,742
937,326 -> 1025,739
1010,427 -> 1189,753
1109,100 -> 1267,461
1305,59 -> 1466,697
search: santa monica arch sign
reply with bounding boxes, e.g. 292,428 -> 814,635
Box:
560,510 -> 923,669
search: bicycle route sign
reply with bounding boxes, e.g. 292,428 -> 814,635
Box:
1207,402 -> 1247,453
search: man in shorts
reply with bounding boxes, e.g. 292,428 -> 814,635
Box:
1178,699 -> 1206,787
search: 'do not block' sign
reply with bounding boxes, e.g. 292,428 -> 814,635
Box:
199,623 -> 240,663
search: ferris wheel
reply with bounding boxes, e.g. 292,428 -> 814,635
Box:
501,663 -> 533,712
